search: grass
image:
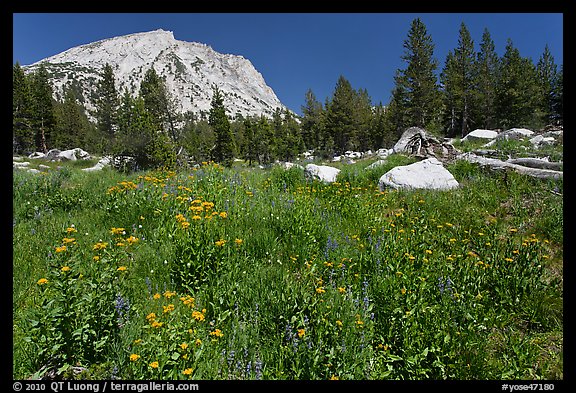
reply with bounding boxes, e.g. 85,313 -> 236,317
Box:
12,153 -> 563,380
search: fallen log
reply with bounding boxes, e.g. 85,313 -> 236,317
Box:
457,152 -> 563,179
506,157 -> 563,171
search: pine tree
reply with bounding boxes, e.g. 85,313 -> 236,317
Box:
441,50 -> 459,136
551,65 -> 563,125
300,89 -> 324,152
397,18 -> 441,130
475,28 -> 500,130
242,117 -> 258,166
53,85 -> 90,149
255,116 -> 274,164
497,39 -> 540,128
30,63 -> 56,153
456,23 -> 476,137
325,75 -> 356,155
280,109 -> 303,162
13,62 -> 34,154
94,63 -> 119,152
354,88 -> 374,151
115,91 -> 169,170
385,70 -> 410,139
441,24 -> 476,138
139,67 -> 179,143
209,86 -> 234,167
536,45 -> 558,125
271,107 -> 284,161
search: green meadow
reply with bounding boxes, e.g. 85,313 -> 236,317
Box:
12,155 -> 563,380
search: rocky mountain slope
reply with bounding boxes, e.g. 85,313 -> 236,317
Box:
23,29 -> 286,119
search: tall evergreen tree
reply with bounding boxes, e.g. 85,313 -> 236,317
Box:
385,70 -> 410,139
139,67 -> 179,143
30,63 -> 56,153
255,116 -> 274,164
300,89 -> 324,152
474,28 -> 500,129
13,62 -> 34,153
242,117 -> 258,166
53,85 -> 90,149
325,75 -> 356,155
396,18 -> 441,130
209,86 -> 234,167
353,88 -> 374,152
497,39 -> 540,128
371,102 -> 389,149
115,90 -> 173,170
551,65 -> 563,125
94,63 -> 119,152
536,44 -> 558,125
441,50 -> 459,136
279,109 -> 303,162
456,23 -> 476,137
442,23 -> 476,137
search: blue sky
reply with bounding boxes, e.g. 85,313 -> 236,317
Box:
13,13 -> 563,116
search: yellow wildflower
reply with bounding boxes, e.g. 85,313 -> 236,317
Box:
183,368 -> 193,375
146,312 -> 157,321
316,287 -> 326,294
66,227 -> 77,234
129,354 -> 140,362
234,239 -> 243,245
93,241 -> 108,251
37,278 -> 49,285
126,235 -> 139,245
180,342 -> 189,350
209,329 -> 224,338
55,246 -> 67,253
336,320 -> 343,327
153,293 -> 161,300
215,239 -> 226,247
400,288 -> 407,295
163,304 -> 175,314
338,287 -> 346,294
93,256 -> 100,261
192,310 -> 205,322
163,290 -> 176,299
195,338 -> 202,346
62,237 -> 76,244
151,321 -> 164,328
149,361 -> 159,369
181,221 -> 190,229
180,295 -> 195,307
219,211 -> 227,218
297,328 -> 305,338
117,266 -> 127,272
111,227 -> 125,235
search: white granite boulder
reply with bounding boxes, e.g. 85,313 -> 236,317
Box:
304,164 -> 340,183
82,156 -> 111,172
58,148 -> 91,161
378,157 -> 459,191
461,129 -> 499,142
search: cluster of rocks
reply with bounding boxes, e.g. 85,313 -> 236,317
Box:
461,126 -> 563,149
298,125 -> 562,190
13,148 -> 112,173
